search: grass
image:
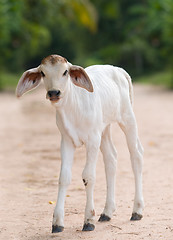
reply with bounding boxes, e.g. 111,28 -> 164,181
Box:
135,70 -> 173,89
0,71 -> 22,91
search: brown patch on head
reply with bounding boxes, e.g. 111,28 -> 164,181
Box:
41,54 -> 67,65
23,71 -> 41,83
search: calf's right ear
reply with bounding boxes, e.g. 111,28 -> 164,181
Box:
16,67 -> 42,97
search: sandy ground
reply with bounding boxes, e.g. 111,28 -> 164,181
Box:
0,84 -> 173,240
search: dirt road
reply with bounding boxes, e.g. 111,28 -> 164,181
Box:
0,84 -> 173,240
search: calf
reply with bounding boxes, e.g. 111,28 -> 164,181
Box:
16,54 -> 144,233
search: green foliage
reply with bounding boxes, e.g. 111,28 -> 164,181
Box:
69,0 -> 98,32
0,0 -> 98,70
135,70 -> 173,89
0,71 -> 21,90
0,0 -> 173,88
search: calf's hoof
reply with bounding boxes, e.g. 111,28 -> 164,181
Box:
82,223 -> 95,231
52,225 -> 64,233
130,213 -> 143,221
98,214 -> 111,222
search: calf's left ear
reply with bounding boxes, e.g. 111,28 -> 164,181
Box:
69,66 -> 93,92
16,67 -> 42,97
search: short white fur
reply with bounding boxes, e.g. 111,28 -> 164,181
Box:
16,55 -> 144,232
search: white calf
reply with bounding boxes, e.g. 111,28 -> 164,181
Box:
16,54 -> 144,232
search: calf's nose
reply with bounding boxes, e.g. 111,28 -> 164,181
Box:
47,90 -> 61,99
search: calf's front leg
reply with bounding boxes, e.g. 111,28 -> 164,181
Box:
82,134 -> 101,231
99,125 -> 117,222
52,136 -> 75,233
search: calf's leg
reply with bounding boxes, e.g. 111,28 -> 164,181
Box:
119,108 -> 144,220
52,137 -> 75,233
82,134 -> 101,231
99,125 -> 117,222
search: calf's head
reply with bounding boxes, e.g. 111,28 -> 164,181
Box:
16,54 -> 93,105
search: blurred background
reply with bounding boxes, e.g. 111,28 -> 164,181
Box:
0,0 -> 173,90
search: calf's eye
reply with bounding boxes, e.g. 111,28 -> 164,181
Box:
41,71 -> 45,77
63,70 -> 68,76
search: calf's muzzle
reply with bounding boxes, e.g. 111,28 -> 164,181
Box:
47,90 -> 61,101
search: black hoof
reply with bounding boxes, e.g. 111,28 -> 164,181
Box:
82,223 -> 95,231
130,213 -> 143,221
52,225 -> 64,233
98,214 -> 111,222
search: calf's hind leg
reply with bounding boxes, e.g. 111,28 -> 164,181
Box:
119,108 -> 144,220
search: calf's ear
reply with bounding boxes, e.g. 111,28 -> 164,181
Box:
69,66 -> 93,92
16,67 -> 42,97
